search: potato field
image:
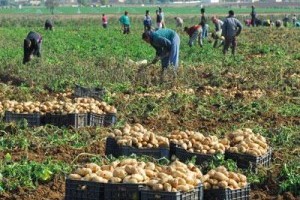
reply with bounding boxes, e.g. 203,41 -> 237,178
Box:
0,7 -> 299,200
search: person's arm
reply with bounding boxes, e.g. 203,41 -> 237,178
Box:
235,19 -> 243,37
221,21 -> 227,37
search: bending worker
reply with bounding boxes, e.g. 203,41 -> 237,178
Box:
23,31 -> 42,64
142,28 -> 180,83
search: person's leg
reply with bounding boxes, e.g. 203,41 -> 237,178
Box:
169,34 -> 180,69
231,37 -> 237,56
223,37 -> 230,55
189,31 -> 198,47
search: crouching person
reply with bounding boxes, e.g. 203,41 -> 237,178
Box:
23,31 -> 42,64
45,19 -> 53,30
184,25 -> 202,47
142,29 -> 180,83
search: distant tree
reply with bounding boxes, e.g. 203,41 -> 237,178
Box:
78,0 -> 90,6
45,0 -> 59,14
100,0 -> 108,5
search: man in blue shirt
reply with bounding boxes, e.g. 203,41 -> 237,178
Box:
222,10 -> 243,56
142,29 -> 180,83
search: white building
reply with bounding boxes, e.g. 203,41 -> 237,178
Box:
202,0 -> 219,3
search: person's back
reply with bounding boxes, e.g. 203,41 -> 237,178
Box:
120,13 -> 130,25
23,31 -> 42,64
153,28 -> 176,42
45,19 -> 53,30
222,16 -> 242,37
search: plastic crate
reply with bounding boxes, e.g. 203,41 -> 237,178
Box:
203,184 -> 250,200
170,143 -> 213,165
88,113 -> 116,127
225,148 -> 272,171
65,178 -> 104,200
104,114 -> 117,126
105,137 -> 170,159
105,137 -> 120,157
104,183 -> 144,200
4,111 -> 41,127
44,113 -> 88,128
141,184 -> 203,200
74,84 -> 106,100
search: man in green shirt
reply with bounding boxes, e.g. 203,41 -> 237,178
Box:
119,11 -> 130,34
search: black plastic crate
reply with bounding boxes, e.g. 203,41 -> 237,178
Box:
65,178 -> 104,200
225,148 -> 272,171
204,184 -> 250,200
89,113 -> 116,127
170,143 -> 213,165
105,137 -> 120,157
44,113 -> 88,128
105,137 -> 170,159
74,84 -> 106,100
104,114 -> 117,126
104,183 -> 144,200
141,184 -> 203,200
4,111 -> 41,127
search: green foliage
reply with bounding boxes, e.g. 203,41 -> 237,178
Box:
0,157 -> 71,192
279,162 -> 300,195
203,153 -> 238,174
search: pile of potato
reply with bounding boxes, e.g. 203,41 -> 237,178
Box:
109,123 -> 169,148
146,160 -> 202,192
199,86 -> 265,99
202,166 -> 248,190
68,158 -> 202,193
0,97 -> 117,115
226,128 -> 269,157
168,130 -> 228,155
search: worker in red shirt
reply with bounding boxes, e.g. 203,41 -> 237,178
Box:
184,25 -> 202,47
102,14 -> 108,28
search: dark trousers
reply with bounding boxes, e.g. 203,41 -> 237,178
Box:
123,25 -> 130,34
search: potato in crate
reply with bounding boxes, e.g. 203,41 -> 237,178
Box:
105,123 -> 170,159
224,128 -> 272,171
168,130 -> 227,165
203,167 -> 250,200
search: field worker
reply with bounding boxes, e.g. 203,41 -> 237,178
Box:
295,21 -> 300,27
119,11 -> 130,34
174,17 -> 183,28
211,16 -> 224,48
199,8 -> 209,44
102,14 -> 108,28
184,25 -> 202,47
283,14 -> 289,27
244,19 -> 251,27
159,7 -> 165,28
44,19 -> 53,30
275,20 -> 282,28
143,10 -> 152,32
23,31 -> 42,64
222,10 -> 243,56
292,14 -> 297,26
156,10 -> 162,29
250,5 -> 257,27
262,19 -> 271,27
142,28 -> 180,82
